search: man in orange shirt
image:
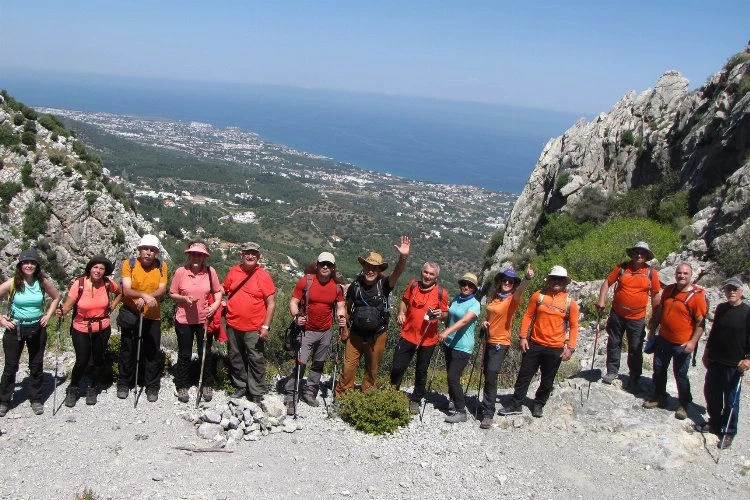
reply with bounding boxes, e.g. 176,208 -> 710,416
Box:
390,261 -> 449,414
643,263 -> 707,420
596,241 -> 661,390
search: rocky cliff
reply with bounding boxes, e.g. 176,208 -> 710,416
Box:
487,49 -> 750,285
0,91 -> 158,286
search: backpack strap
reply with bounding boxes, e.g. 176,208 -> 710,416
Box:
128,257 -> 164,277
616,263 -> 653,293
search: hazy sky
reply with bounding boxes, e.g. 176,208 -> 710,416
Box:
0,1 -> 747,114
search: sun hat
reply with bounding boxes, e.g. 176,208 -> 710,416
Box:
17,248 -> 41,267
138,234 -> 161,251
626,241 -> 654,261
185,242 -> 210,256
547,265 -> 571,284
85,256 -> 115,277
357,251 -> 388,271
458,272 -> 479,288
317,252 -> 336,264
240,242 -> 261,252
497,267 -> 522,285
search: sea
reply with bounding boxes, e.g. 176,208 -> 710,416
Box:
1,68 -> 580,193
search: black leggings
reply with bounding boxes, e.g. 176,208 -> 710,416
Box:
70,327 -> 110,387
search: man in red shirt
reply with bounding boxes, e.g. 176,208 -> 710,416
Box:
643,263 -> 708,420
283,252 -> 346,415
222,242 -> 276,403
390,261 -> 449,414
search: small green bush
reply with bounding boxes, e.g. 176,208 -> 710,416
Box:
337,385 -> 410,434
114,227 -> 126,245
555,171 -> 571,191
537,212 -> 592,254
21,161 -> 34,187
12,113 -> 24,126
621,129 -> 636,147
21,131 -> 36,150
20,105 -> 37,120
0,123 -> 20,147
739,75 -> 750,97
0,181 -> 21,211
22,201 -> 50,239
48,148 -> 66,166
42,177 -> 58,192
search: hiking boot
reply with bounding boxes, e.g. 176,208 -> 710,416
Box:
480,416 -> 493,429
31,401 -> 44,415
718,435 -> 734,449
249,394 -> 263,404
0,403 -> 9,417
447,400 -> 455,412
286,401 -> 295,416
531,403 -> 544,418
498,402 -> 522,416
694,422 -> 718,435
300,392 -> 319,407
116,386 -> 129,399
602,373 -> 618,384
444,410 -> 467,423
64,387 -> 78,408
146,389 -> 159,403
201,386 -> 213,402
642,398 -> 664,409
228,387 -> 247,399
624,378 -> 640,394
177,388 -> 189,403
409,400 -> 421,415
85,387 -> 98,406
674,405 -> 687,420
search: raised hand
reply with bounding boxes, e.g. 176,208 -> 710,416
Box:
394,236 -> 411,257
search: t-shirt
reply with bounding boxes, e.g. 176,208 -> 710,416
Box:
486,295 -> 520,346
659,285 -> 708,344
68,277 -> 120,333
444,295 -> 481,354
292,274 -> 344,332
10,280 -> 45,321
519,290 -> 579,349
606,263 -> 661,320
121,258 -> 169,321
346,276 -> 393,336
399,280 -> 449,347
705,302 -> 750,366
223,265 -> 276,331
170,265 -> 221,325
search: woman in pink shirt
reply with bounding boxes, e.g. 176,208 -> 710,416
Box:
169,241 -> 223,403
58,256 -> 122,407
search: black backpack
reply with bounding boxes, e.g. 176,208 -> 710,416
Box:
348,277 -> 390,335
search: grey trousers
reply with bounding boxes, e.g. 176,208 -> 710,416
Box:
284,327 -> 333,402
227,326 -> 266,397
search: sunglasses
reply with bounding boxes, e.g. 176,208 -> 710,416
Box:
459,281 -> 476,288
318,261 -> 334,268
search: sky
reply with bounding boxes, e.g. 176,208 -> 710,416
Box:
0,1 -> 748,114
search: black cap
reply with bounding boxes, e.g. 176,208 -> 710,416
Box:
85,255 -> 114,277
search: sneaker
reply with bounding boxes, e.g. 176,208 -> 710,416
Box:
177,388 -> 189,403
409,400 -> 421,415
602,373 -> 618,384
117,386 -> 129,399
444,410 -> 467,423
146,389 -> 159,403
64,387 -> 78,408
674,405 -> 687,420
0,403 -> 9,417
480,416 -> 493,429
718,435 -> 734,449
85,387 -> 97,406
694,422 -> 718,435
286,401 -> 295,416
31,401 -> 44,415
228,388 -> 247,399
300,392 -> 319,407
531,403 -> 544,418
201,386 -> 213,402
642,398 -> 664,409
498,403 -> 522,416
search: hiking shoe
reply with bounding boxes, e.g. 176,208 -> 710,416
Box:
286,401 -> 295,416
498,403 -> 522,416
409,400 -> 421,415
718,435 -> 734,449
228,388 -> 247,399
694,422 -> 718,435
0,403 -> 9,417
480,416 -> 493,429
201,386 -> 213,402
674,405 -> 687,420
64,387 -> 78,408
85,387 -> 97,406
31,401 -> 44,415
531,403 -> 544,418
146,389 -> 159,403
447,400 -> 455,412
177,388 -> 189,403
642,398 -> 664,409
116,386 -> 129,399
602,373 -> 618,384
300,392 -> 319,407
444,410 -> 467,423
624,378 -> 640,394
249,394 -> 263,404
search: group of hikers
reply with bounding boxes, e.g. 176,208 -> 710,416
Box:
0,236 -> 747,450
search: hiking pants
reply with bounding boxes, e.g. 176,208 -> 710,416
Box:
390,337 -> 437,402
481,343 -> 510,418
70,326 -> 110,387
511,341 -> 563,407
117,318 -> 162,391
174,321 -> 214,390
227,326 -> 266,397
0,326 -> 47,404
651,336 -> 692,407
335,331 -> 387,397
605,311 -> 646,380
443,345 -> 471,412
704,361 -> 742,436
284,327 -> 333,402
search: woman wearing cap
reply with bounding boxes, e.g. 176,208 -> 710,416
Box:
499,265 -> 578,419
0,248 -> 60,417
438,273 -> 481,423
57,256 -> 122,407
169,241 -> 222,403
477,265 -> 534,429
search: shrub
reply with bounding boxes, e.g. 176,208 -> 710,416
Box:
0,181 -> 21,211
12,113 -> 24,126
555,171 -> 571,191
337,386 -> 410,434
37,114 -> 66,135
20,105 -> 37,120
21,161 -> 35,187
656,190 -> 689,226
715,230 -> 750,277
114,227 -> 126,245
22,201 -> 51,239
537,212 -> 592,254
0,123 -> 20,147
739,75 -> 750,98
48,148 -> 66,166
620,129 -> 636,147
21,131 -> 36,150
85,192 -> 98,207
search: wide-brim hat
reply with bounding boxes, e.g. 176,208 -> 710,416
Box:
496,267 -> 522,285
357,251 -> 388,271
458,272 -> 479,289
85,255 -> 114,277
16,248 -> 41,267
547,265 -> 571,285
185,243 -> 210,256
626,241 -> 654,261
138,234 -> 161,250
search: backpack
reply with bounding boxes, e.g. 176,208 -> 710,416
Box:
407,279 -> 449,314
529,292 -> 573,344
614,262 -> 655,293
348,276 -> 391,335
662,284 -> 707,327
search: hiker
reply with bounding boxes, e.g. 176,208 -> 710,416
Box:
478,266 -> 534,429
0,248 -> 60,416
643,263 -> 708,420
389,261 -> 449,414
596,241 -> 662,391
222,242 -> 276,403
283,252 -> 346,414
57,256 -> 122,407
117,234 -> 169,403
499,265 -> 578,418
335,236 -> 411,398
699,277 -> 750,449
169,241 -> 222,404
438,272 -> 481,423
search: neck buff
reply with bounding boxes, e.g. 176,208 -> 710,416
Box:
496,292 -> 512,299
454,293 -> 475,303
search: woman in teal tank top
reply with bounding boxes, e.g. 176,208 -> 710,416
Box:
0,248 -> 60,416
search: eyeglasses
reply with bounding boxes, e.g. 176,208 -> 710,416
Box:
318,261 -> 334,268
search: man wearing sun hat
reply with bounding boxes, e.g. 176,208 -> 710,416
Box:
596,241 -> 662,390
335,236 -> 411,398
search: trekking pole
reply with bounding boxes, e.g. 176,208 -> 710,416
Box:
463,324 -> 485,397
293,332 -> 303,420
719,372 -> 744,455
52,298 -> 64,416
586,311 -> 602,400
473,326 -> 488,419
420,343 -> 443,423
195,317 -> 209,409
330,320 -> 344,403
133,313 -> 144,408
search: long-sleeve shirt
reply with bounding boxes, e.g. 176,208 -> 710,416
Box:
520,290 -> 579,349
